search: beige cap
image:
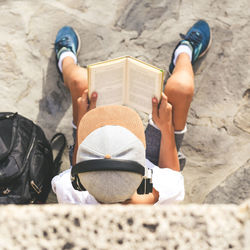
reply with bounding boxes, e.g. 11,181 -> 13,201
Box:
76,105 -> 146,203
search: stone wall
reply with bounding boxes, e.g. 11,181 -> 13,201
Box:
0,201 -> 249,250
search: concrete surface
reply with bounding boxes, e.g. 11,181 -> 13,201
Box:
0,200 -> 249,250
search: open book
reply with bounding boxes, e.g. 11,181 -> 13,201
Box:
87,56 -> 164,114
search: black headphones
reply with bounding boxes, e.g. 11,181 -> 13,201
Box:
71,159 -> 153,195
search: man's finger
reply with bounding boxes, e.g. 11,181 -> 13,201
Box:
152,97 -> 159,124
159,92 -> 171,118
161,92 -> 168,103
89,92 -> 98,110
77,89 -> 88,112
77,96 -> 88,124
167,102 -> 172,109
81,89 -> 89,105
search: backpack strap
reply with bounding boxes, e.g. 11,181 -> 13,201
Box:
50,133 -> 67,177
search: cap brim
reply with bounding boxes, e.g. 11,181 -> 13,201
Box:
77,105 -> 146,148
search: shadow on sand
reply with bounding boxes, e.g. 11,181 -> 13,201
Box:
36,51 -> 71,139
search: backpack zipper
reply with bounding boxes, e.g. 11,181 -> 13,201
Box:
30,180 -> 42,194
25,129 -> 39,194
2,188 -> 11,195
25,131 -> 36,163
27,127 -> 43,195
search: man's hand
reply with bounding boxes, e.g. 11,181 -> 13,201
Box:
77,90 -> 97,126
152,92 -> 174,132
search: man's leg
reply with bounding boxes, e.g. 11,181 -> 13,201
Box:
55,26 -> 90,165
166,20 -> 212,131
164,53 -> 194,131
62,57 -> 88,126
61,58 -> 91,165
54,26 -> 88,126
145,20 -> 211,169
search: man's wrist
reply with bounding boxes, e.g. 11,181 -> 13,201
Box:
160,123 -> 175,135
148,114 -> 160,130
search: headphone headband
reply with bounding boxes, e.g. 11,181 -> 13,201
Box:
71,159 -> 145,176
71,159 -> 152,195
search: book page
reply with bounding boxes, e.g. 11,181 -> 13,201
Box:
126,58 -> 163,114
88,58 -> 126,106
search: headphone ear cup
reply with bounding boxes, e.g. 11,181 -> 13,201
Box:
71,175 -> 86,191
77,175 -> 86,191
146,178 -> 153,194
137,177 -> 153,195
137,178 -> 145,194
71,176 -> 79,190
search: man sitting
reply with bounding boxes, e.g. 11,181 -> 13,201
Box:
52,20 -> 211,204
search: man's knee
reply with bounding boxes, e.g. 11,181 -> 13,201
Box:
165,75 -> 194,102
65,70 -> 88,92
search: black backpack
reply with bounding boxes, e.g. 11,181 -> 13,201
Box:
0,112 -> 66,204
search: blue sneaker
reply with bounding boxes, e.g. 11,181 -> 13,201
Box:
54,26 -> 81,76
169,20 -> 212,74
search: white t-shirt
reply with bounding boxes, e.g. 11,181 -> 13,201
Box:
51,159 -> 185,205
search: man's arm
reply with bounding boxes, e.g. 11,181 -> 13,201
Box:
158,127 -> 180,171
152,93 -> 180,171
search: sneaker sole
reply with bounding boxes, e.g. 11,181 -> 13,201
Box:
198,29 -> 212,58
74,28 -> 81,56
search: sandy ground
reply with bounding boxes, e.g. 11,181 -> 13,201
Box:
1,0 -> 250,204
